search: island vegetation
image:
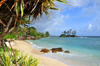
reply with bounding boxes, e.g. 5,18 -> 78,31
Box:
60,29 -> 77,37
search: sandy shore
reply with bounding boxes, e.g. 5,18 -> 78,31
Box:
12,40 -> 68,66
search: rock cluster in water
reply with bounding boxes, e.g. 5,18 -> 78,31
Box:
40,48 -> 70,53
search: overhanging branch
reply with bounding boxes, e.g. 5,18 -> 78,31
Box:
0,16 -> 13,37
0,19 -> 6,27
30,0 -> 39,13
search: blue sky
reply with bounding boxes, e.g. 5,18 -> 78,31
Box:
29,0 -> 100,36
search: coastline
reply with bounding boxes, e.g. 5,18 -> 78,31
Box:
12,40 -> 68,66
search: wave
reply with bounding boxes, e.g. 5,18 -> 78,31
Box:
25,40 -> 43,49
79,37 -> 87,38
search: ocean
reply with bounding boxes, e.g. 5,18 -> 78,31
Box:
26,37 -> 100,66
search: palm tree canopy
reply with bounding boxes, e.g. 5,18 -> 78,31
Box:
0,0 -> 69,36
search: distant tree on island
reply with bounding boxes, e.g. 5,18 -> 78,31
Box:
66,31 -> 69,35
64,31 -> 67,35
60,29 -> 77,37
46,31 -> 50,37
69,29 -> 72,35
72,30 -> 76,36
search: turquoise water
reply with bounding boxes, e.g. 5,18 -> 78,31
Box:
27,37 -> 100,66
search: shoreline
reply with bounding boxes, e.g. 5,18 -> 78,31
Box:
12,40 -> 68,66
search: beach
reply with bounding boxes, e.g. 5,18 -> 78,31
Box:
12,40 -> 68,66
26,37 -> 100,66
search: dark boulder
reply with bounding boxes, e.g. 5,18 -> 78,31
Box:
64,50 -> 70,53
52,50 -> 57,53
40,48 -> 50,53
51,48 -> 63,53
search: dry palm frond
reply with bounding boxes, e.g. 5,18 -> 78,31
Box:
0,0 -> 69,30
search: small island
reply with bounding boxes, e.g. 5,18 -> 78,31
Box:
59,29 -> 78,37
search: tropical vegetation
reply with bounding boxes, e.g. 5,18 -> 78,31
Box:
46,31 -> 50,37
0,49 -> 39,66
60,29 -> 77,37
0,0 -> 69,66
4,25 -> 49,40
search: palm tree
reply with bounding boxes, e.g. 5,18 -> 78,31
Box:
72,30 -> 76,36
0,1 -> 69,65
0,1 -> 70,64
64,31 -> 66,35
72,31 -> 74,35
74,30 -> 76,36
0,0 -> 69,47
69,29 -> 72,35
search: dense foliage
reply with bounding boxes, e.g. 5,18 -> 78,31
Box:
46,31 -> 50,37
0,0 -> 69,38
3,33 -> 17,39
3,26 -> 50,39
0,0 -> 69,66
0,50 -> 39,66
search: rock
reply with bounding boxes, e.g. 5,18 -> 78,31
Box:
40,48 -> 50,53
52,50 -> 57,53
64,50 -> 70,53
57,48 -> 63,52
31,36 -> 35,39
22,35 -> 35,40
51,48 -> 63,53
34,37 -> 41,40
17,35 -> 23,40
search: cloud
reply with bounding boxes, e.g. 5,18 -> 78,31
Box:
93,0 -> 100,5
27,0 -> 100,36
88,23 -> 92,29
69,0 -> 90,7
28,10 -> 69,36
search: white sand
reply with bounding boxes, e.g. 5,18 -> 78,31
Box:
12,40 -> 68,66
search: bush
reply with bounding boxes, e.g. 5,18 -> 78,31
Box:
3,33 -> 17,39
35,35 -> 40,38
59,34 -> 66,37
40,33 -> 46,37
0,50 -> 39,66
46,31 -> 50,37
17,32 -> 23,36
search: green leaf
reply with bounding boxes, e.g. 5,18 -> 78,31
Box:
21,1 -> 24,17
16,1 -> 20,15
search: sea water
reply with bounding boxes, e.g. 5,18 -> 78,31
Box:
26,37 -> 100,66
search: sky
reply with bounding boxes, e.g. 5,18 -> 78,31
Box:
29,0 -> 100,36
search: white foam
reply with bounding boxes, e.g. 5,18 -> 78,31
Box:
25,40 -> 44,49
79,37 -> 87,38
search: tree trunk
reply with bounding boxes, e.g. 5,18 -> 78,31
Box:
0,36 -> 6,51
0,37 -> 3,48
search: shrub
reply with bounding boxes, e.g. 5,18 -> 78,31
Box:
40,33 -> 46,37
0,50 -> 39,66
3,33 -> 17,39
59,34 -> 66,37
17,32 -> 23,36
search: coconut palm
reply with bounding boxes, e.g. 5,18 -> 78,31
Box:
66,31 -> 69,35
64,31 -> 66,35
0,1 -> 69,65
72,30 -> 76,36
0,0 -> 69,47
